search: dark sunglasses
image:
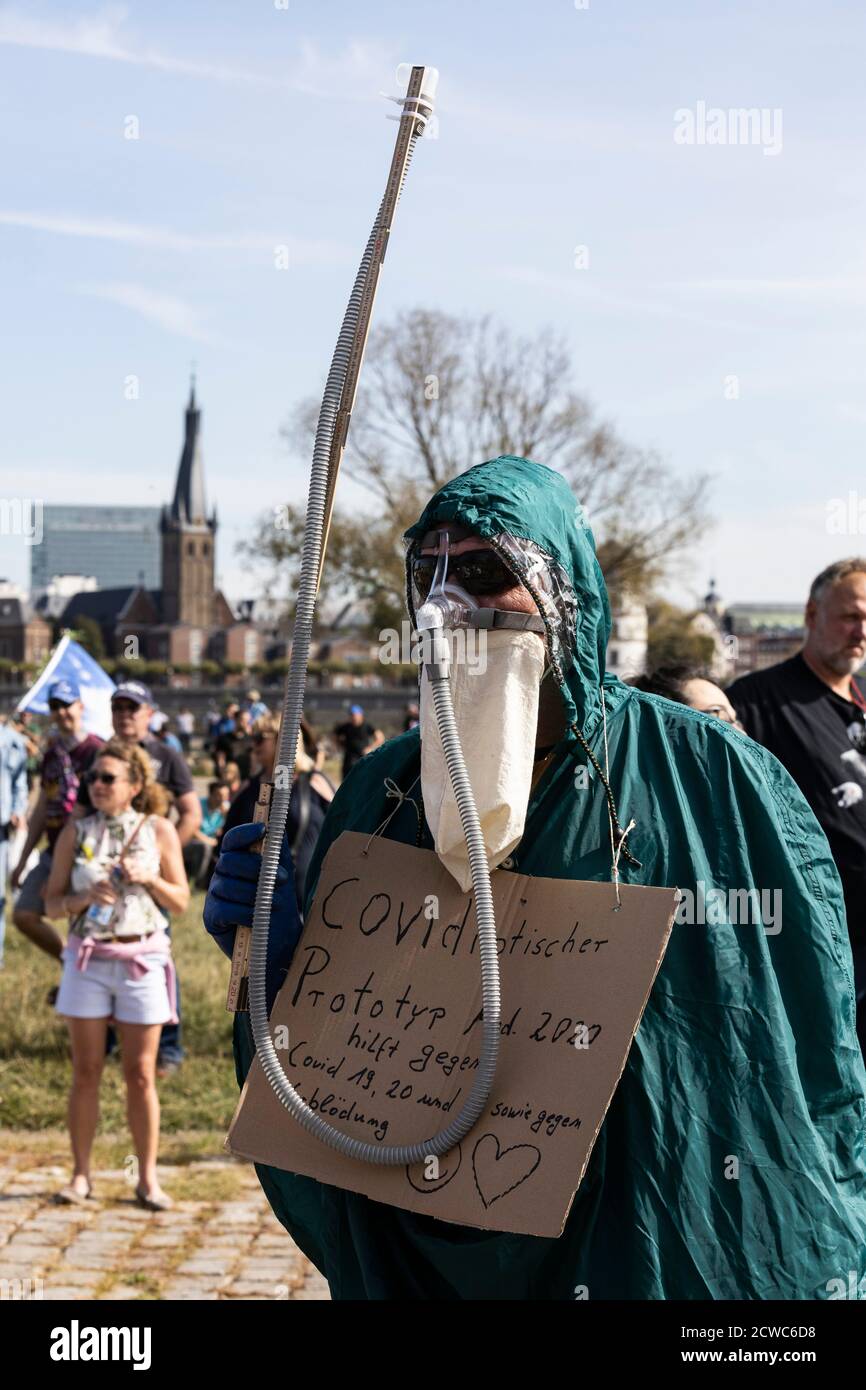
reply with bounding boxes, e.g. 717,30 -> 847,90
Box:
412,549 -> 518,601
87,771 -> 125,786
48,700 -> 72,712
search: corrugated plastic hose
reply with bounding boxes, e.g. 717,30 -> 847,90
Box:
246,112 -> 502,1165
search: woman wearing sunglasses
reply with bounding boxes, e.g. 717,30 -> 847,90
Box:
44,740 -> 189,1210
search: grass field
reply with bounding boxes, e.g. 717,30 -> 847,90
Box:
0,893 -> 240,1138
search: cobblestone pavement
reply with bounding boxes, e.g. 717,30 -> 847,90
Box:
0,1159 -> 330,1301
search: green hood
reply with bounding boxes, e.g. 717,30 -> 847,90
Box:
404,455 -> 612,733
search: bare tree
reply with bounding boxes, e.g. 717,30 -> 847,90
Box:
239,308 -> 710,631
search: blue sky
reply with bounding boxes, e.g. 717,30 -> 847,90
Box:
1,0 -> 865,609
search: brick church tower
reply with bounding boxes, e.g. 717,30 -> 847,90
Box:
64,378 -> 262,667
160,377 -> 218,627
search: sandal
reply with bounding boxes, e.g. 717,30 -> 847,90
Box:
54,1182 -> 92,1205
135,1186 -> 174,1212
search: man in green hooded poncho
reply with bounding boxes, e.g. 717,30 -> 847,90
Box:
205,456 -> 866,1300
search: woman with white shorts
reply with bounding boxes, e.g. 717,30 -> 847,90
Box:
45,739 -> 189,1210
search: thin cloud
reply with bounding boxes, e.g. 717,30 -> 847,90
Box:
0,3 -> 273,83
0,9 -> 397,99
78,281 -> 215,343
0,210 -> 349,264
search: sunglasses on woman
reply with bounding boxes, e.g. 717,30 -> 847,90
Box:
87,771 -> 126,786
412,549 -> 518,601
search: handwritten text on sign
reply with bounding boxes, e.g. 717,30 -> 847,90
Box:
228,832 -> 677,1237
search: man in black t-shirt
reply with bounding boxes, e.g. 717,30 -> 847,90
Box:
728,558 -> 866,1052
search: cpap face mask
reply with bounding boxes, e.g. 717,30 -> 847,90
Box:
413,528 -> 549,893
413,529 -> 546,639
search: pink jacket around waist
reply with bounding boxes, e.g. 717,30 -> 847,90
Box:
67,931 -> 178,1024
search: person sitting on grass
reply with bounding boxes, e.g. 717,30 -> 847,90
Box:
44,741 -> 189,1211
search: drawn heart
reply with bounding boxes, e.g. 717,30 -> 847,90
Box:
405,1143 -> 462,1195
471,1134 -> 541,1209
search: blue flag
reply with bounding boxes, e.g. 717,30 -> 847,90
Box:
18,634 -> 116,737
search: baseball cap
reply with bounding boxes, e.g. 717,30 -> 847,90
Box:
111,680 -> 153,707
349,703 -> 364,715
47,679 -> 81,706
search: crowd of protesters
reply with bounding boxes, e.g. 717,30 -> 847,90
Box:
3,553 -> 865,1213
0,677 -> 386,1208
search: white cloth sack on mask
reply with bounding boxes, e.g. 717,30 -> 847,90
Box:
420,628 -> 546,892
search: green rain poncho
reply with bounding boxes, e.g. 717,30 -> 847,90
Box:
234,456 -> 866,1300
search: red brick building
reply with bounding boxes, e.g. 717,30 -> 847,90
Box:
0,596 -> 52,665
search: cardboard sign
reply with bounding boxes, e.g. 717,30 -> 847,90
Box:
227,832 -> 677,1238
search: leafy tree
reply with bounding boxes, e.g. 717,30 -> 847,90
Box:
69,614 -> 105,660
645,600 -> 716,672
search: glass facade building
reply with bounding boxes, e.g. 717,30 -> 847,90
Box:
30,506 -> 161,591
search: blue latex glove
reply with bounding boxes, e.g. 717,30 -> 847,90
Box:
204,821 -> 302,1011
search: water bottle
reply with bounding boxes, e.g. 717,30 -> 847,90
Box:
84,864 -> 125,929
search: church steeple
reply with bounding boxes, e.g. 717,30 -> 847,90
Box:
704,577 -> 724,621
160,377 -> 217,626
169,372 -> 210,526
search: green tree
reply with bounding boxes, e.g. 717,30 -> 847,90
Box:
69,614 -> 105,660
645,600 -> 716,672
